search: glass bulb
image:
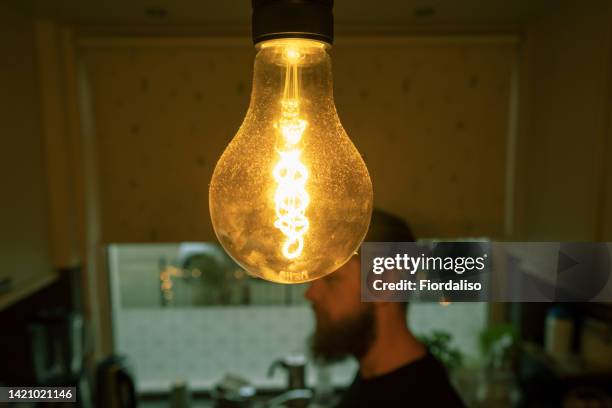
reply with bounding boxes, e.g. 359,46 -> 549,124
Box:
209,38 -> 373,283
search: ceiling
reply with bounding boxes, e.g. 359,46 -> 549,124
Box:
3,0 -> 556,28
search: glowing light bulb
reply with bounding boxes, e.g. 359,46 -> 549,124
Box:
209,38 -> 373,283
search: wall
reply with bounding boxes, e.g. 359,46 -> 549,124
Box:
605,107 -> 612,239
80,36 -> 516,243
334,39 -> 515,238
516,0 -> 612,241
0,4 -> 53,307
106,240 -> 487,391
115,304 -> 486,391
107,244 -> 487,391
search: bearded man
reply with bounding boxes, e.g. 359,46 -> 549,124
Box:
306,209 -> 465,407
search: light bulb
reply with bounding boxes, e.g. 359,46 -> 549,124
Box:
209,38 -> 373,283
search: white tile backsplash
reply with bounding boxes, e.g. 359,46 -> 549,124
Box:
110,243 -> 487,393
115,303 -> 486,392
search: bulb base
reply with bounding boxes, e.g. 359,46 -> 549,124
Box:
251,0 -> 333,45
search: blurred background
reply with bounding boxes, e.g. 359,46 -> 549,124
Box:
1,0 -> 612,406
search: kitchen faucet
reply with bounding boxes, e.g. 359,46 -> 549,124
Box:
267,355 -> 311,408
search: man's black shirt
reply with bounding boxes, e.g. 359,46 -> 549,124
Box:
335,351 -> 465,407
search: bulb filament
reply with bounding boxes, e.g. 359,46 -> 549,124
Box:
273,53 -> 310,259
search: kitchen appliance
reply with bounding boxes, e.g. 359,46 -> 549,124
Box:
28,309 -> 83,383
95,355 -> 137,408
27,308 -> 92,407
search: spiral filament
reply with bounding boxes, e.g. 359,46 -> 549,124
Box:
273,51 -> 310,259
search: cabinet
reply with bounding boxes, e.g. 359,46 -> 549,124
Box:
0,7 -> 57,310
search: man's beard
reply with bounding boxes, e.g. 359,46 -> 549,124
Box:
309,305 -> 376,363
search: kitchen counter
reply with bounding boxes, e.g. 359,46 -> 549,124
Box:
139,389 -> 342,408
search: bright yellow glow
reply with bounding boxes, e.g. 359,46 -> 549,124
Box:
209,38 -> 373,283
272,51 -> 310,259
285,48 -> 301,62
273,148 -> 309,258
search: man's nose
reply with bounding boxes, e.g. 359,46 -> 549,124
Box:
305,280 -> 322,302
